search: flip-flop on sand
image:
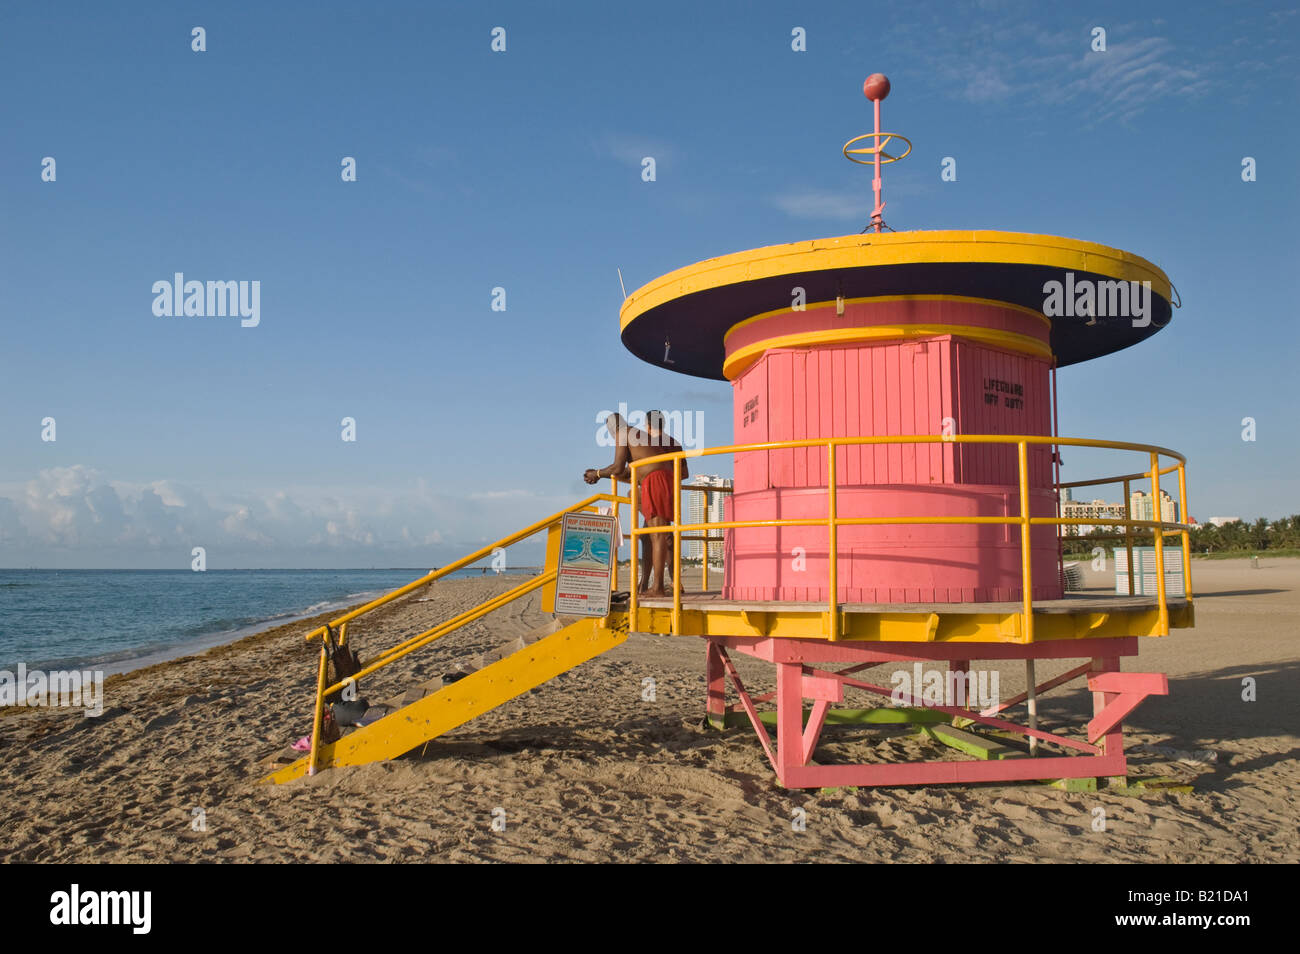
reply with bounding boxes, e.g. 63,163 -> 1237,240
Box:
291,736 -> 311,752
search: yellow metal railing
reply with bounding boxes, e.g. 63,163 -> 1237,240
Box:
303,484 -> 627,645
1056,461 -> 1192,603
301,486 -> 630,774
679,483 -> 733,591
628,434 -> 1191,644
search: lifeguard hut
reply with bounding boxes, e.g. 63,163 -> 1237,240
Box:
267,76 -> 1192,791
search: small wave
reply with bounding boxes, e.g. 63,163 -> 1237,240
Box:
298,600 -> 337,615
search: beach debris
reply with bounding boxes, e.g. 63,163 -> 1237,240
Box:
331,698 -> 370,726
354,705 -> 391,727
1138,743 -> 1218,766
1107,775 -> 1196,796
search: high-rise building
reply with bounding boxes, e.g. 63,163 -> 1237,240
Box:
1129,489 -> 1179,525
682,475 -> 731,559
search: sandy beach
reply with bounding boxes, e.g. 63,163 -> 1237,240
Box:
1,556 -> 1296,863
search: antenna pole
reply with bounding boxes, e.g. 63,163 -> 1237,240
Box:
872,95 -> 884,233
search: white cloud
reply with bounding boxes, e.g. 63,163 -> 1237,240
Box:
0,466 -> 576,567
891,16 -> 1218,125
769,189 -> 867,222
593,132 -> 676,166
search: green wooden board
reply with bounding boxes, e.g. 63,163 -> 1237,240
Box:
1042,776 -> 1098,792
920,724 -> 1029,761
724,707 -> 952,732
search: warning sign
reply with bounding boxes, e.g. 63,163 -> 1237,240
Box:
554,512 -> 616,617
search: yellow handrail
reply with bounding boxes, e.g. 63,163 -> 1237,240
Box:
630,433 -> 1186,465
1177,462 -> 1193,600
1151,452 -> 1169,635
1018,442 -> 1034,641
628,433 -> 1191,643
610,475 -> 620,597
1060,463 -> 1180,489
828,442 -> 839,639
307,644 -> 329,776
319,571 -> 556,699
304,490 -> 627,642
302,489 -> 631,761
657,515 -> 1191,533
672,458 -> 682,635
630,478 -> 640,623
1124,478 -> 1136,596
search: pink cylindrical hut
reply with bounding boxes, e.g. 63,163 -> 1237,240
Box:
726,296 -> 1057,603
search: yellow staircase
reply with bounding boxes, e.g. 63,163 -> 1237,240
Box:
266,616 -> 626,783
263,487 -> 631,784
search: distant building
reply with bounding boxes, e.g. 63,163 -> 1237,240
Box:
683,475 -> 731,559
1130,489 -> 1180,525
1061,496 -> 1126,536
1207,516 -> 1241,527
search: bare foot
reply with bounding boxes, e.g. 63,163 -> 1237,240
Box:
646,587 -> 667,597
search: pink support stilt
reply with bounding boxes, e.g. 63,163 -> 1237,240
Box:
949,658 -> 970,711
1090,656 -> 1122,759
705,639 -> 727,730
775,661 -> 806,783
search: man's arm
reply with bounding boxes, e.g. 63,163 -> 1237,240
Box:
602,442 -> 630,478
586,442 -> 631,483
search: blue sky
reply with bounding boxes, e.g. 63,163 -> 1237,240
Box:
1,0 -> 1296,568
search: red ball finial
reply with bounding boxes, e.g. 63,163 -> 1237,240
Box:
862,73 -> 891,101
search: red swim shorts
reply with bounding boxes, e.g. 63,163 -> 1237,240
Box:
639,469 -> 673,521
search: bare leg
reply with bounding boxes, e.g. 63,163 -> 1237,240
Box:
638,532 -> 652,594
647,516 -> 669,596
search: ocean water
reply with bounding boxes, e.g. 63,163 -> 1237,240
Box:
0,567 -> 539,675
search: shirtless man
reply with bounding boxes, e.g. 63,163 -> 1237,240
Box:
584,411 -> 687,596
